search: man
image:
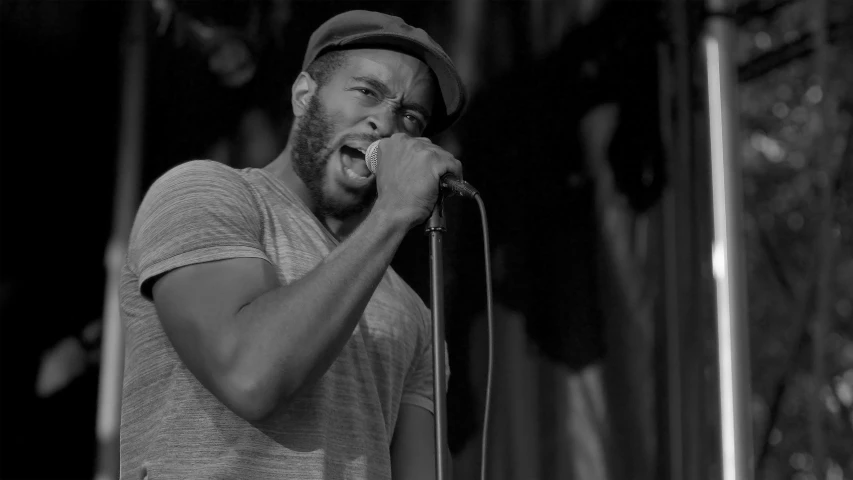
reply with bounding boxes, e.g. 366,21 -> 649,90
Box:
119,10 -> 466,480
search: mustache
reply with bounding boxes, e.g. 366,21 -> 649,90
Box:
307,133 -> 381,159
336,133 -> 381,149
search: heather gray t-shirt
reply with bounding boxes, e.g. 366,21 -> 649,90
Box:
120,160 -> 441,480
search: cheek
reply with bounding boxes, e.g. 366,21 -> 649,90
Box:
334,102 -> 367,126
321,92 -> 365,126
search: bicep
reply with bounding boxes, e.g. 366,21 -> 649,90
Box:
151,257 -> 279,390
392,404 -> 447,480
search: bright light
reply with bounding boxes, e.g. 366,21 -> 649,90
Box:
772,102 -> 790,119
755,31 -> 772,49
806,85 -> 824,104
705,35 -> 738,480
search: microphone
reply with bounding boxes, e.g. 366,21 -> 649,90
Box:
365,140 -> 479,198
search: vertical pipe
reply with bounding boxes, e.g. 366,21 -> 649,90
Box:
660,66 -> 683,480
810,0 -> 831,475
450,0 -> 485,92
661,0 -> 696,477
94,2 -> 147,479
702,1 -> 754,479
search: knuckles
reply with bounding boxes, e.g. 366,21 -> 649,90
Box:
382,133 -> 462,178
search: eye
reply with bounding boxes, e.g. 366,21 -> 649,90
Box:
404,113 -> 425,130
355,88 -> 376,97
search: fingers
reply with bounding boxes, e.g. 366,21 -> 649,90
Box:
382,133 -> 463,182
446,155 -> 464,181
372,133 -> 466,226
424,142 -> 462,182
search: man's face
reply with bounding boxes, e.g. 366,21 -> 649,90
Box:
291,48 -> 435,220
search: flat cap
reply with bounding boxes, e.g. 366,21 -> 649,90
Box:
302,10 -> 466,135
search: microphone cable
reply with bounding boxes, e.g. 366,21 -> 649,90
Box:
472,193 -> 494,480
441,177 -> 493,480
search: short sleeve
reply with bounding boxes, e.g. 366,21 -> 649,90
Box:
401,305 -> 451,415
128,160 -> 270,299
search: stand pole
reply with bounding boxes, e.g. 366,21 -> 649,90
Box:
427,199 -> 449,480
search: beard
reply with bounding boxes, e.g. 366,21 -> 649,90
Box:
291,95 -> 377,220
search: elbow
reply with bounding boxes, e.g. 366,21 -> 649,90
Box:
221,370 -> 299,423
212,337 -> 305,422
229,394 -> 276,423
224,375 -> 279,422
209,335 -> 294,422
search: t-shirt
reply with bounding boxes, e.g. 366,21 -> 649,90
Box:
119,160 -> 441,480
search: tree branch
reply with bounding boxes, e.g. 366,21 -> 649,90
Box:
738,22 -> 852,83
758,227 -> 795,296
756,279 -> 816,472
758,20 -> 853,473
735,0 -> 799,26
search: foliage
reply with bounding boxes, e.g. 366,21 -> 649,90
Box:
738,0 -> 853,477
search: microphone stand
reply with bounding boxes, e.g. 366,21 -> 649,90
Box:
426,196 -> 449,480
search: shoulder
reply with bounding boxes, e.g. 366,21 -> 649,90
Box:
130,160 -> 262,245
139,160 -> 258,212
149,160 -> 251,195
127,161 -> 268,287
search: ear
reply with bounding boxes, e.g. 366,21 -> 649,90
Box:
291,72 -> 317,117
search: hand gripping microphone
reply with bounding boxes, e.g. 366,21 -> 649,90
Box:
364,140 -> 479,198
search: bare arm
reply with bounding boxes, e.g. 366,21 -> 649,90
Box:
152,205 -> 407,421
151,134 -> 462,422
391,404 -> 452,480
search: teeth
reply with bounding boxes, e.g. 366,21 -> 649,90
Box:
344,165 -> 369,180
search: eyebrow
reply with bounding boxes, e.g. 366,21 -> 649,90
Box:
351,75 -> 432,121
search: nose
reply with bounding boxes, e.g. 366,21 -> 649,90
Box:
367,106 -> 397,136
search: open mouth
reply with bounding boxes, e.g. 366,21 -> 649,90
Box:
340,145 -> 372,181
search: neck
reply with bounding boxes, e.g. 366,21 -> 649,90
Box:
328,210 -> 371,240
264,144 -> 369,241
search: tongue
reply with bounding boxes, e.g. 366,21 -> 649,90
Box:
348,160 -> 371,178
341,148 -> 371,178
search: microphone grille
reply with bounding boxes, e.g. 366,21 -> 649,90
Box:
365,140 -> 381,174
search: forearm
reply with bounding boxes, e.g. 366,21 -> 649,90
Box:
227,205 -> 408,418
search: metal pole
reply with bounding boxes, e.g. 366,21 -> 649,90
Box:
661,0 -> 696,478
809,0 -> 831,475
94,2 -> 147,479
702,1 -> 754,479
427,201 -> 449,480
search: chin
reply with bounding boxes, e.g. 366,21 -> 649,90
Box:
319,191 -> 375,220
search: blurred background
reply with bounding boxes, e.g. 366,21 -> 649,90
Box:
1,0 -> 852,479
